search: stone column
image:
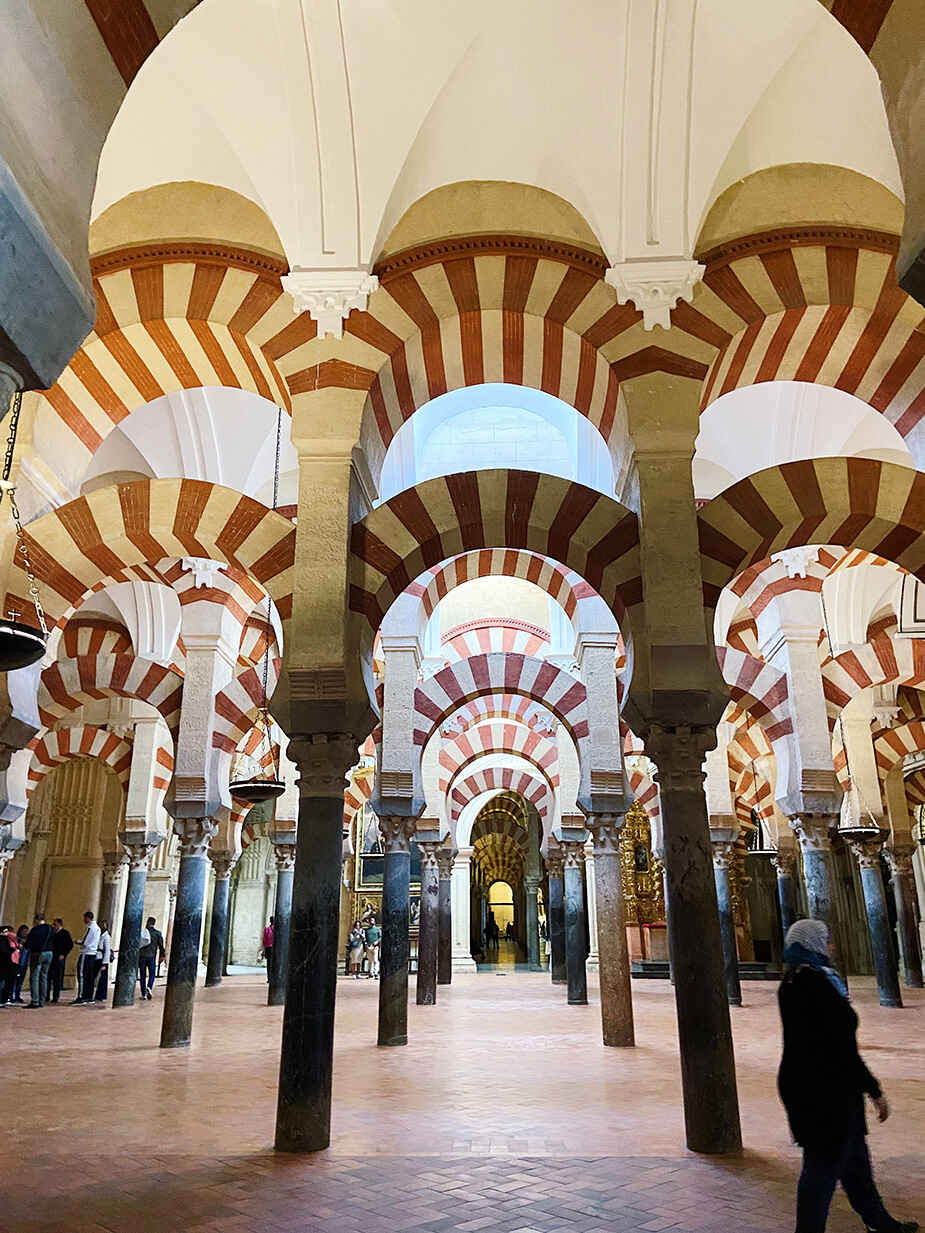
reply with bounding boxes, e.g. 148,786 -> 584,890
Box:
561,840 -> 588,1005
790,815 -> 844,974
436,846 -> 454,985
772,847 -> 798,941
888,847 -> 924,988
584,842 -> 600,970
276,734 -> 357,1153
711,841 -> 742,1007
587,814 -> 634,1047
205,851 -> 237,988
160,819 -> 215,1048
546,847 -> 566,984
450,846 -> 477,972
378,817 -> 415,1044
647,726 -> 741,1155
98,852 -> 126,931
268,842 -> 295,1006
523,874 -> 541,970
848,838 -> 902,1008
416,841 -> 440,1006
112,841 -> 156,1008
165,881 -> 178,960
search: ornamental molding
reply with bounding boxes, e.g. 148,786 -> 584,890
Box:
282,269 -> 379,340
696,224 -> 899,271
90,241 -> 288,281
605,258 -> 704,331
373,233 -> 609,283
770,546 -> 819,579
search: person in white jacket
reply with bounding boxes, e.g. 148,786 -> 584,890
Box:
74,912 -> 100,1004
93,922 -> 112,1004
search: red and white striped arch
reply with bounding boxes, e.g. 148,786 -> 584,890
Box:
59,619 -> 134,658
821,625 -> 925,729
38,654 -> 183,736
7,479 -> 295,634
414,653 -> 588,752
344,763 -> 374,829
350,469 -> 641,632
449,766 -> 552,824
26,725 -> 133,795
440,619 -> 549,665
470,811 -> 529,848
697,458 -> 925,611
439,694 -> 560,738
438,721 -> 559,794
715,646 -> 792,742
406,550 -> 594,622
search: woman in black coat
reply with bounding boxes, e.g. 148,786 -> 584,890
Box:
778,918 -> 917,1233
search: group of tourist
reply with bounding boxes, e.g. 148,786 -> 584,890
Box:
346,917 -> 382,978
0,910 -> 165,1007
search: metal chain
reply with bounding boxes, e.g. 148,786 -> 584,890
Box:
258,403 -> 283,777
0,389 -> 48,635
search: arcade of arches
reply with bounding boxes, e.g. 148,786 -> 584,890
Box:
2,3 -> 925,1230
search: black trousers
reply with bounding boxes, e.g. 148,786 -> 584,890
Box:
264,945 -> 273,982
796,1127 -> 895,1232
80,956 -> 100,1002
49,955 -> 66,1002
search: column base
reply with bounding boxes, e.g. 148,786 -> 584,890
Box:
378,1035 -> 407,1047
451,954 -> 477,972
586,956 -> 599,971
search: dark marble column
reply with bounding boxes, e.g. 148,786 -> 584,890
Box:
712,841 -> 742,1007
791,815 -> 846,979
160,820 -> 214,1049
416,842 -> 439,1006
98,852 -> 126,935
850,839 -> 902,1008
524,875 -> 541,970
378,817 -> 414,1045
561,841 -> 588,1006
772,848 -> 798,942
546,848 -> 567,984
436,846 -> 453,985
268,844 -> 295,1007
647,727 -> 741,1155
888,847 -> 924,988
113,844 -> 154,1008
587,815 -> 634,1047
164,881 -> 178,961
276,735 -> 356,1153
205,852 -> 236,988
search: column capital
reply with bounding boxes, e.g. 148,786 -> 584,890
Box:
646,725 -> 714,790
435,846 -> 455,879
789,815 -> 834,853
167,882 -> 178,903
273,843 -> 296,872
585,812 -> 625,855
545,848 -> 565,878
846,836 -> 885,870
523,875 -> 541,894
379,816 -> 416,855
887,845 -> 915,878
122,842 -> 156,873
711,839 -> 736,869
101,850 -> 128,883
289,733 -> 358,799
771,848 -> 797,877
416,839 -> 441,871
560,839 -> 586,869
173,818 -> 219,860
210,849 -> 239,880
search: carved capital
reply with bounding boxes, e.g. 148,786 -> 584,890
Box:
181,557 -> 227,589
646,725 -> 713,791
524,875 -> 541,895
586,812 -> 624,856
847,837 -> 884,870
167,882 -> 178,903
711,839 -> 736,870
210,849 -> 238,880
379,816 -> 415,855
174,818 -> 219,860
281,269 -> 379,340
605,258 -> 704,331
123,843 -> 156,873
289,733 -> 358,799
435,846 -> 455,880
545,846 -> 565,879
417,839 -> 441,872
273,843 -> 296,872
101,851 -> 128,884
560,839 -> 585,870
771,848 -> 797,877
887,846 -> 915,878
790,815 -> 833,853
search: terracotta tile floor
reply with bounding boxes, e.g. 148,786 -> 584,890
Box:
0,971 -> 921,1232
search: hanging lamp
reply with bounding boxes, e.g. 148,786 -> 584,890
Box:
0,391 -> 48,671
835,713 -> 884,846
229,404 -> 286,805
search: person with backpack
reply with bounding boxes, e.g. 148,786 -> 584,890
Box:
24,912 -> 54,1007
49,918 -> 73,1004
137,917 -> 165,1000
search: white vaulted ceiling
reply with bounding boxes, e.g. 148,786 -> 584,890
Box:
92,0 -> 900,273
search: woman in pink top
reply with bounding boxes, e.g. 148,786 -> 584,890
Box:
262,917 -> 274,983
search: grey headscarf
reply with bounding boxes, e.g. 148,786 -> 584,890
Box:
784,918 -> 829,957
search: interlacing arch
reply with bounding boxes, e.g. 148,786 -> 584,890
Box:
449,767 -> 551,824
6,478 -> 295,632
349,468 -> 640,633
26,725 -> 134,794
406,549 -> 594,622
820,622 -> 925,730
439,694 -> 560,737
437,721 -> 559,793
697,458 -> 925,612
714,646 -> 792,741
38,654 -> 183,736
